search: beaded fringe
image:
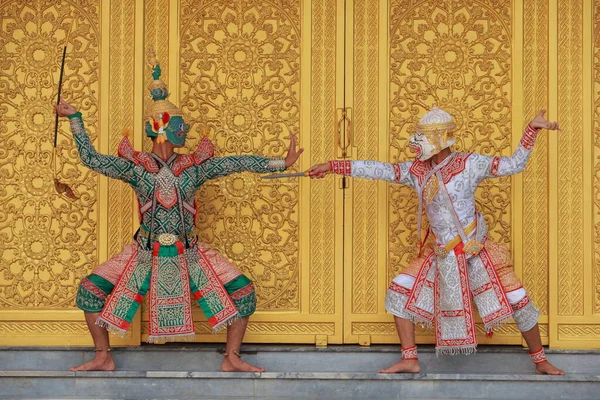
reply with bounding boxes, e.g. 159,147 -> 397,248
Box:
436,346 -> 477,357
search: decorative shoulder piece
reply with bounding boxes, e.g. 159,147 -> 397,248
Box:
171,137 -> 215,176
401,345 -> 418,360
117,136 -> 159,173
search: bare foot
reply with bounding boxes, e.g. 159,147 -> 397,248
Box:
536,361 -> 565,375
221,353 -> 265,373
70,352 -> 115,372
379,359 -> 421,374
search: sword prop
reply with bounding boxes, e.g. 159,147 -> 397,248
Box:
52,46 -> 78,200
261,171 -> 330,179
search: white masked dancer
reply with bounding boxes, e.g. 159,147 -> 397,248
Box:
309,106 -> 564,375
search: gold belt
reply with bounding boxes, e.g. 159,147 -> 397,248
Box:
138,229 -> 195,246
433,219 -> 478,258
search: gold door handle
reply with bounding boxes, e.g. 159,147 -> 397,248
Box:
335,107 -> 352,158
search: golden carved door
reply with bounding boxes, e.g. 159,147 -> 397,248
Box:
343,0 -> 543,345
2,0 -> 599,350
343,0 -> 600,350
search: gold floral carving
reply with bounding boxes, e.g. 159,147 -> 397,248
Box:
557,0 -> 583,316
388,0 -> 512,280
593,0 -> 600,314
558,325 -> 600,339
309,0 -> 336,314
108,0 -> 135,257
179,1 -> 301,310
522,0 -> 549,316
0,0 -> 100,307
352,0 -> 379,315
143,0 -> 169,153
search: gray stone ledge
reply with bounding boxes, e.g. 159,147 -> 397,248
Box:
1,370 -> 599,382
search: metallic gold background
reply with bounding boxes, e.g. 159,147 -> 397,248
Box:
0,0 -> 597,349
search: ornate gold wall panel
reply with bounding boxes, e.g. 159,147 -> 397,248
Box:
108,0 -> 135,257
0,0 -> 100,309
309,0 -> 338,316
1,0 -> 598,349
180,0 -> 302,311
522,0 -> 549,319
0,0 -> 141,346
349,0 -> 379,316
557,0 -> 584,317
595,0 -> 600,315
548,0 -> 600,349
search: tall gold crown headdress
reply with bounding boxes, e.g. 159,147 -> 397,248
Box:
144,48 -> 183,143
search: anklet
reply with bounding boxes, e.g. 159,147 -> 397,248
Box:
401,345 -> 418,360
94,348 -> 111,352
223,350 -> 241,358
529,348 -> 547,364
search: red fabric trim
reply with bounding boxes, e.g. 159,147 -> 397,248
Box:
409,153 -> 472,186
81,278 -> 108,299
512,295 -> 531,311
401,346 -> 418,360
98,246 -> 140,330
133,293 -> 144,303
393,164 -> 402,183
152,242 -> 160,257
175,241 -> 184,255
529,348 -> 547,364
490,156 -> 501,177
477,248 -> 513,327
230,282 -> 255,300
440,153 -> 471,183
389,281 -> 411,296
404,252 -> 436,322
520,125 -> 539,150
329,160 -> 351,175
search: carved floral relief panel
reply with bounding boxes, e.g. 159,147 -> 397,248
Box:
179,0 -> 301,310
0,0 -> 100,308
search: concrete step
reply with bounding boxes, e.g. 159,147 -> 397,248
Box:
1,345 -> 599,399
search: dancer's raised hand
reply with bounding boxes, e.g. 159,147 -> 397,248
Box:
54,98 -> 78,117
308,162 -> 331,179
530,110 -> 560,131
285,135 -> 304,167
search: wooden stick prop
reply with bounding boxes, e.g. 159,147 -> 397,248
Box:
52,46 -> 77,200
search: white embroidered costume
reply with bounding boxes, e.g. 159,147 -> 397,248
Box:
330,108 -> 540,355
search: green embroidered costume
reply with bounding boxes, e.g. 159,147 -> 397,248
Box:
74,52 -> 285,342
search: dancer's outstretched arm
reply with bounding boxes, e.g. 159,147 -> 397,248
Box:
308,159 -> 415,188
55,99 -> 136,184
473,110 -> 559,180
197,135 -> 303,182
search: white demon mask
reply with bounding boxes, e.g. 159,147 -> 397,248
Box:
409,106 -> 457,161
